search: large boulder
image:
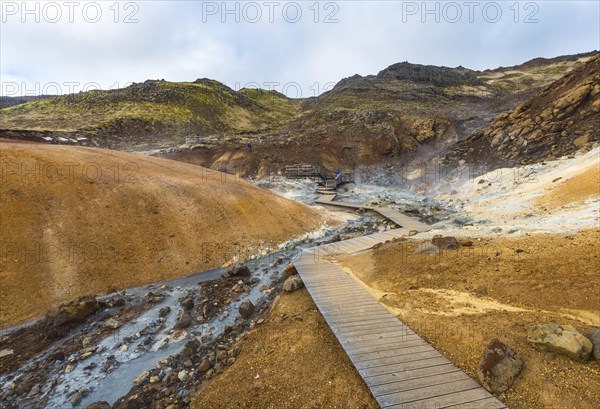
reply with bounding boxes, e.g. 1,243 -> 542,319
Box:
45,296 -> 100,327
238,299 -> 255,319
477,340 -> 523,393
527,323 -> 593,362
283,275 -> 304,293
586,330 -> 600,363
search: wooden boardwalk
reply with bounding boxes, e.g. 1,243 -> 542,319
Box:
293,195 -> 507,408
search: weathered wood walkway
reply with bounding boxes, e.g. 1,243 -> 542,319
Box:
293,194 -> 506,408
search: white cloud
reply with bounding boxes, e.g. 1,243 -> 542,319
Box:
1,1 -> 598,97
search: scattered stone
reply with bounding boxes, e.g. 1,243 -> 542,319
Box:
283,275 -> 304,292
134,371 -> 150,384
45,296 -> 100,327
461,240 -> 473,247
282,263 -> 298,277
227,264 -> 251,277
174,312 -> 192,329
180,296 -> 194,311
197,356 -> 213,372
177,370 -> 188,382
239,299 -> 255,319
527,322 -> 593,362
109,297 -> 126,308
586,330 -> 600,362
103,318 -> 121,329
158,306 -> 171,318
432,236 -> 459,250
477,340 -> 523,393
415,242 -> 440,255
408,230 -> 419,236
68,388 -> 89,406
119,344 -> 128,352
0,349 -> 14,359
145,291 -> 166,304
216,349 -> 228,362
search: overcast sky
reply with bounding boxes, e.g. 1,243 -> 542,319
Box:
1,1 -> 598,97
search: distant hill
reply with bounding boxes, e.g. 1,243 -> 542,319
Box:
0,79 -> 298,149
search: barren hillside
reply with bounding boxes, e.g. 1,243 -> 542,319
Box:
0,143 -> 329,326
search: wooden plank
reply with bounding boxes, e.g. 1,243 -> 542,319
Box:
364,363 -> 459,387
371,370 -> 468,398
379,379 -> 483,407
385,386 -> 495,409
356,350 -> 441,371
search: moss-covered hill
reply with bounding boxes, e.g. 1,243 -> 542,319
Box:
0,79 -> 298,148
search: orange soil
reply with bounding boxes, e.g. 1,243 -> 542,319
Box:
0,143 -> 330,327
338,230 -> 600,409
192,289 -> 378,408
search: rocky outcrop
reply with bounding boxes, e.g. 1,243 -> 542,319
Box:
443,55 -> 599,167
527,323 -> 593,362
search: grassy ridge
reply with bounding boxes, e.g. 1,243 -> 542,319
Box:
0,80 -> 298,137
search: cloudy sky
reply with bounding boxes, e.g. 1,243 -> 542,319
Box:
1,1 -> 598,97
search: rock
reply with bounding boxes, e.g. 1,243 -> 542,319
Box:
415,242 -> 440,255
103,318 -> 121,329
528,323 -> 593,362
216,349 -> 228,362
227,264 -> 251,277
69,388 -> 89,406
477,340 -> 523,393
180,296 -> 194,311
586,330 -> 600,362
145,291 -> 166,304
408,230 -> 419,236
239,299 -> 255,319
0,349 -> 14,359
45,296 -> 100,327
109,297 -> 126,308
177,370 -> 188,382
461,240 -> 473,247
174,312 -> 192,329
197,356 -> 213,372
158,306 -> 171,318
282,263 -> 298,277
283,275 -> 304,293
432,236 -> 459,250
134,371 -> 150,384
119,344 -> 128,352
84,402 -> 111,409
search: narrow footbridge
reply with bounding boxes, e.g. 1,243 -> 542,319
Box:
293,194 -> 506,409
